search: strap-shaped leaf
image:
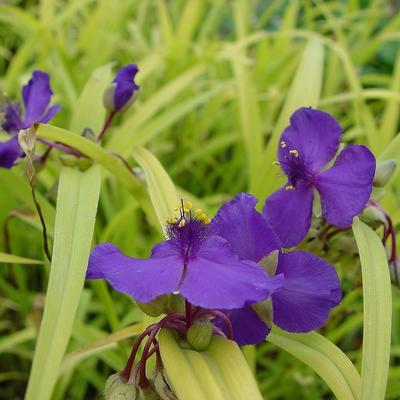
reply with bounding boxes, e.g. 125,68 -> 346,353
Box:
158,329 -> 263,400
252,37 -> 324,198
132,146 -> 179,230
352,217 -> 392,400
268,328 -> 361,400
0,252 -> 42,265
25,166 -> 101,400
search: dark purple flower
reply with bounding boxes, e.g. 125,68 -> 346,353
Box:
1,70 -> 60,168
263,107 -> 376,248
86,202 -> 277,310
104,64 -> 139,112
210,193 -> 341,345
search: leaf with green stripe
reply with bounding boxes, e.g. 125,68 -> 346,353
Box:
25,166 -> 101,400
352,217 -> 392,400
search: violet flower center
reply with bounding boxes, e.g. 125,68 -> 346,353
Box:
166,203 -> 210,262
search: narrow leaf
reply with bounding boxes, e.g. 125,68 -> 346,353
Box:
132,146 -> 179,229
352,217 -> 392,400
252,38 -> 324,198
25,166 -> 101,400
268,328 -> 361,400
0,253 -> 42,265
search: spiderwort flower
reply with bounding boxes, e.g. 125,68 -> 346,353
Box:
264,107 -> 376,248
103,64 -> 139,113
210,193 -> 341,345
1,70 -> 60,168
86,201 -> 277,310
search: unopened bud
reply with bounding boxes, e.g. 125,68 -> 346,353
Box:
361,206 -> 387,226
373,160 -> 397,187
138,384 -> 159,400
137,295 -> 169,317
77,157 -> 93,171
389,258 -> 400,286
153,370 -> 177,400
105,373 -> 137,400
59,154 -> 79,167
186,319 -> 213,351
81,127 -> 97,142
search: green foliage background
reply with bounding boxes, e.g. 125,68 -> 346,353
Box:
0,0 -> 400,398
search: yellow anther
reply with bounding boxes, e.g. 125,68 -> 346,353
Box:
272,161 -> 280,166
183,201 -> 193,212
195,209 -> 203,218
178,219 -> 186,228
280,141 -> 287,148
289,149 -> 299,157
285,185 -> 295,190
166,217 -> 178,224
203,217 -> 211,224
173,204 -> 180,211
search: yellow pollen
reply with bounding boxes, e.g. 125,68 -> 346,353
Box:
289,149 -> 299,157
183,201 -> 192,212
272,161 -> 280,166
178,219 -> 186,228
173,204 -> 180,211
280,141 -> 287,148
285,185 -> 295,190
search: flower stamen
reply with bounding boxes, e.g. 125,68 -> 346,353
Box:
285,184 -> 295,190
289,149 -> 299,157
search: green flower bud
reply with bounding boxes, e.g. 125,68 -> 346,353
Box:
81,127 -> 97,142
77,157 -> 93,172
59,154 -> 78,167
138,384 -> 160,400
373,159 -> 397,187
361,206 -> 387,226
165,294 -> 184,313
186,319 -> 213,351
105,373 -> 137,400
153,369 -> 177,400
137,295 -> 169,317
329,236 -> 358,255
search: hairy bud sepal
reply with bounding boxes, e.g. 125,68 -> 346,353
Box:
373,159 -> 397,187
105,373 -> 137,400
186,319 -> 213,351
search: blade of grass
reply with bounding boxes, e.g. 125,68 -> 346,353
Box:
352,218 -> 392,400
25,165 -> 101,400
0,253 -> 42,265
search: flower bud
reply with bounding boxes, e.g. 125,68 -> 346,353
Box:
361,205 -> 387,226
186,319 -> 213,351
153,369 -> 177,400
138,384 -> 159,400
389,258 -> 400,286
136,295 -> 169,317
103,64 -> 139,113
328,236 -> 358,254
105,373 -> 137,400
373,160 -> 397,187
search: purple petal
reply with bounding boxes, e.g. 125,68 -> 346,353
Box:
2,103 -> 24,134
272,251 -> 341,332
37,104 -> 60,124
210,193 -> 281,262
220,306 -> 271,345
180,236 -> 271,309
22,70 -> 54,126
315,145 -> 376,227
113,64 -> 139,111
86,242 -> 183,304
0,136 -> 22,169
263,182 -> 314,248
278,108 -> 342,174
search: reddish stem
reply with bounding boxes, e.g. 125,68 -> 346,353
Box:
97,111 -> 116,142
197,309 -> 234,339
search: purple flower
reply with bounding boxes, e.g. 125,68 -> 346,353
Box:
263,107 -> 376,248
103,64 -> 139,112
210,193 -> 341,345
86,202 -> 277,310
1,70 -> 60,168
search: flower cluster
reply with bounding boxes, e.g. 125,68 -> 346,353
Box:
85,107 -> 377,386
